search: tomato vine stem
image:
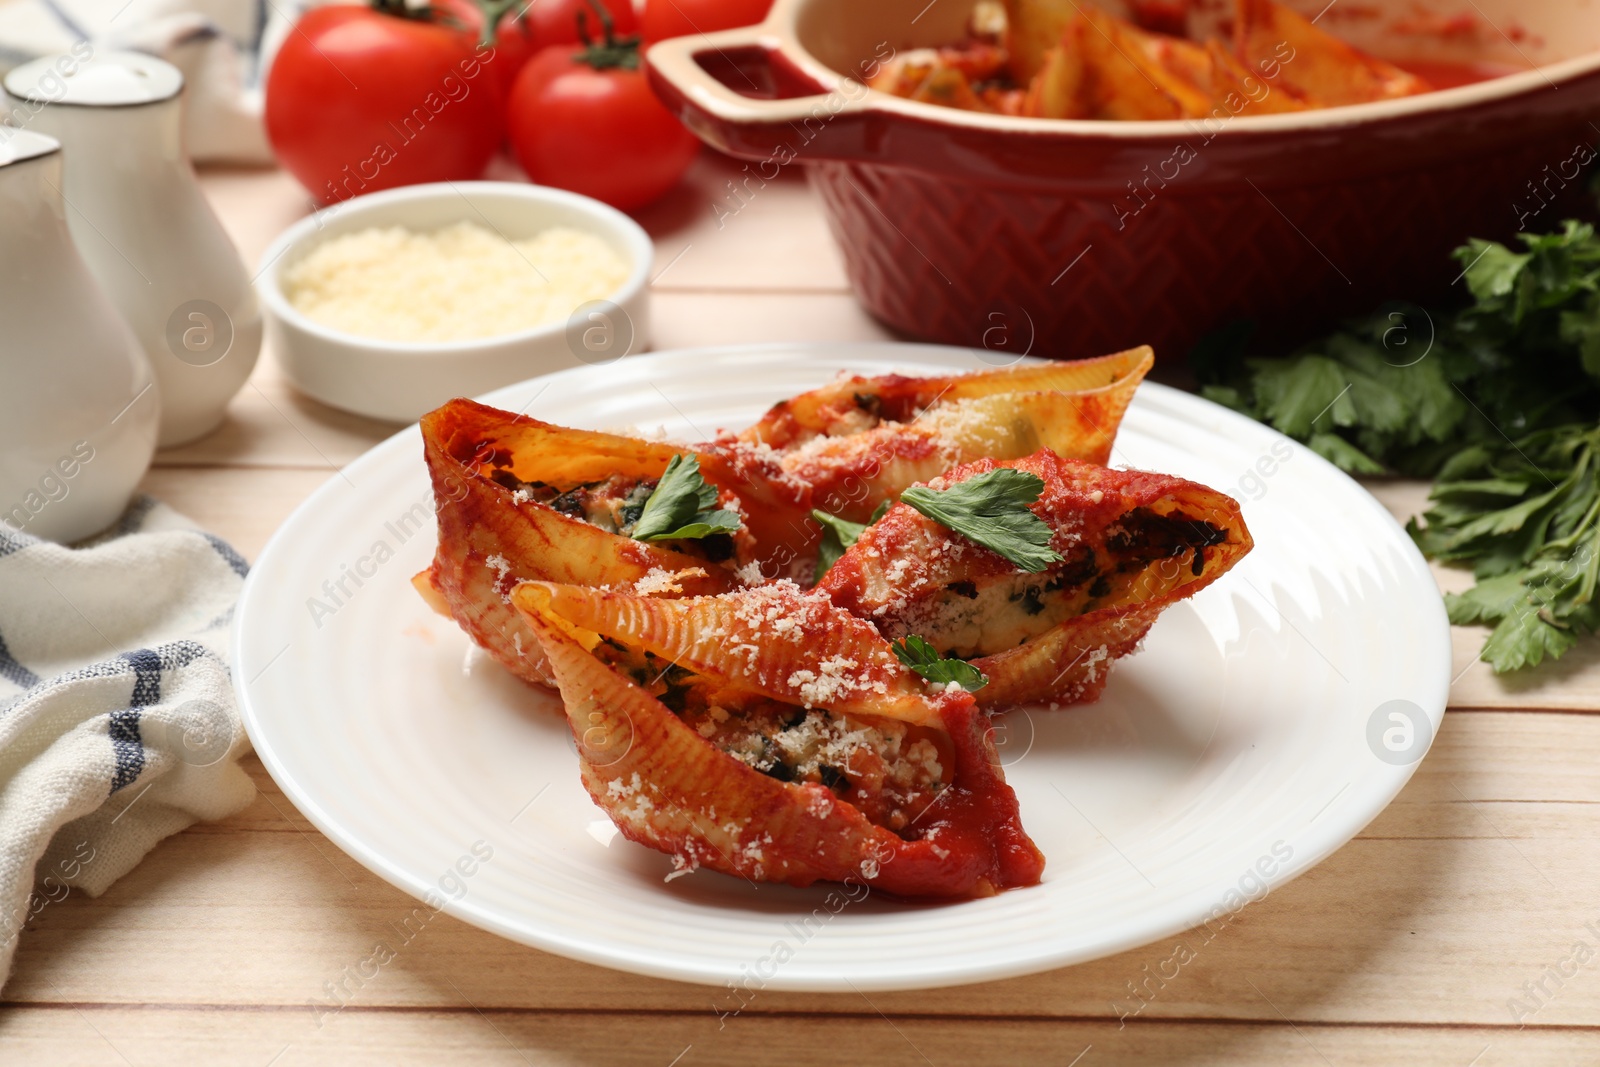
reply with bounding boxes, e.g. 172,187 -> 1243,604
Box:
573,0 -> 642,71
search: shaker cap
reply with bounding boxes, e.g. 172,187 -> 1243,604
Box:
4,50 -> 183,106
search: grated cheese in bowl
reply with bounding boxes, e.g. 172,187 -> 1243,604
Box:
282,221 -> 630,343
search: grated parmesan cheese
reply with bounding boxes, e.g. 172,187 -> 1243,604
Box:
786,655 -> 860,707
631,567 -> 705,596
283,221 -> 629,342
665,853 -> 699,882
484,553 -> 515,602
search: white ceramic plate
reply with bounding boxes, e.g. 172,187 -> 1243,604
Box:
235,342 -> 1450,992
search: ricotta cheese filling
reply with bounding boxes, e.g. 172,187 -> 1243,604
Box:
871,507 -> 1228,659
592,637 -> 950,834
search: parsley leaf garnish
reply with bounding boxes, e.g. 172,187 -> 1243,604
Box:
630,454 -> 741,542
1194,217 -> 1600,673
812,501 -> 889,579
891,634 -> 988,692
901,468 -> 1064,573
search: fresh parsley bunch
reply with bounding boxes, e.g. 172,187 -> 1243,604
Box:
1197,221 -> 1600,477
1412,426 -> 1600,670
1194,219 -> 1600,672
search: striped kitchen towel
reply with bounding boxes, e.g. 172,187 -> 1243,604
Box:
0,495 -> 255,989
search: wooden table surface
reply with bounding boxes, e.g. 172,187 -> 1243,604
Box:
7,157 -> 1600,1066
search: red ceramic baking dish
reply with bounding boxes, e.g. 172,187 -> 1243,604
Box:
646,0 -> 1600,362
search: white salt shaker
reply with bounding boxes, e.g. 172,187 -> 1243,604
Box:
0,129 -> 160,543
4,51 -> 261,448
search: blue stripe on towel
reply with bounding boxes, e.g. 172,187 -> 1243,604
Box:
108,709 -> 142,792
203,534 -> 250,579
16,640 -> 212,704
112,496 -> 158,538
0,629 -> 40,689
110,648 -> 161,793
125,648 -> 161,707
157,640 -> 209,671
0,524 -> 34,559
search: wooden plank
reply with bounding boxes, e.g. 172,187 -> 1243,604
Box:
149,358 -> 397,472
630,153 -> 851,294
652,289 -> 893,350
137,467 -> 331,561
8,713 -> 1600,1030
1447,642 -> 1600,713
1,1006 -> 1590,1067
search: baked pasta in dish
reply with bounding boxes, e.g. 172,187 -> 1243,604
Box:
817,448 -> 1252,708
512,581 -> 1045,898
730,347 -> 1152,523
877,0 -> 1437,121
414,398 -> 809,687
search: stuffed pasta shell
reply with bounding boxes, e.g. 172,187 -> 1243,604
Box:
415,398 -> 809,688
730,347 -> 1153,522
817,448 -> 1252,708
512,581 -> 1044,899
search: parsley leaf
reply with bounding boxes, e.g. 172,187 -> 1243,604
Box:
1250,354 -> 1356,438
640,514 -> 742,540
1458,238 -> 1530,305
630,454 -> 741,542
891,634 -> 988,692
1479,602 -> 1580,672
901,468 -> 1064,573
812,501 -> 889,579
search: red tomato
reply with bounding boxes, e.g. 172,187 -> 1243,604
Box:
524,0 -> 637,47
640,0 -> 772,41
434,0 -> 540,103
265,5 -> 503,205
506,42 -> 701,211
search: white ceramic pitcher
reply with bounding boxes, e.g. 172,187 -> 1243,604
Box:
0,129 -> 160,543
4,51 -> 261,447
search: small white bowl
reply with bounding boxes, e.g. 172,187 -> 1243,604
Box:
257,181 -> 653,423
